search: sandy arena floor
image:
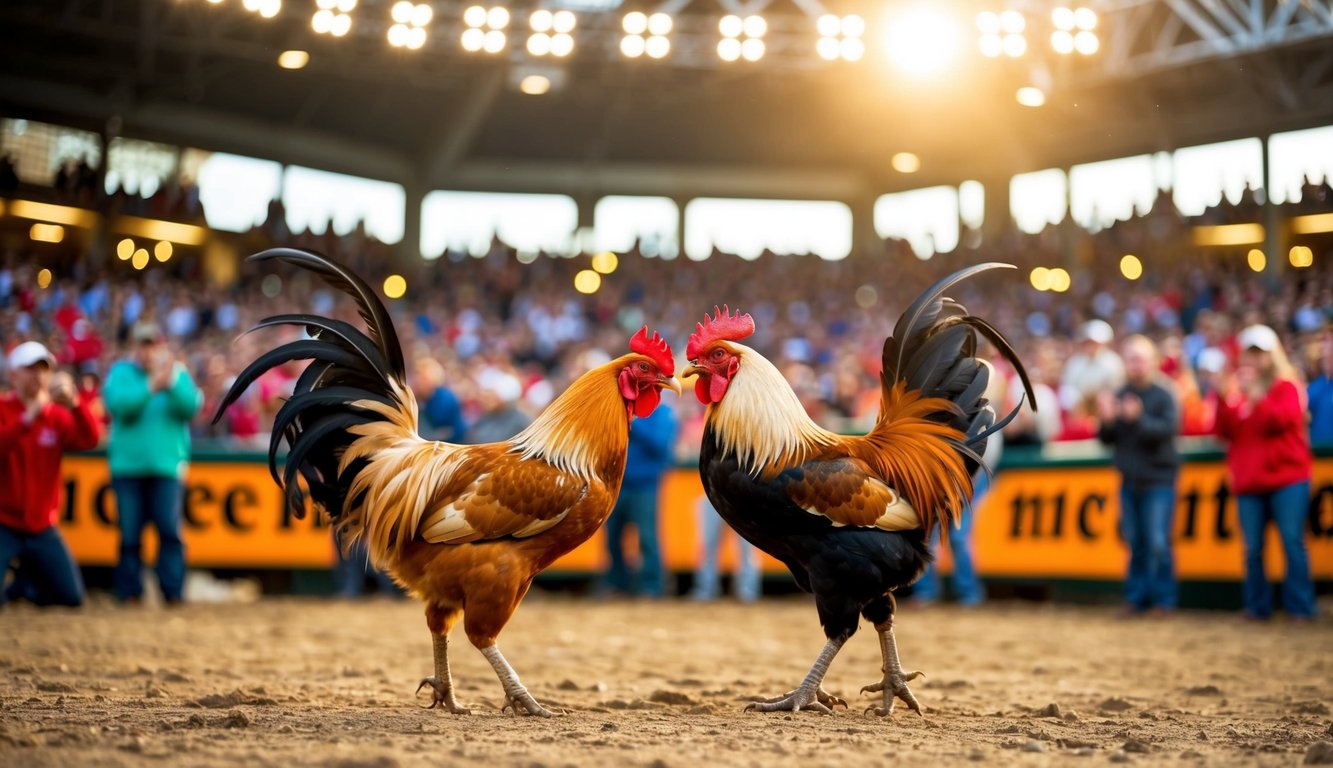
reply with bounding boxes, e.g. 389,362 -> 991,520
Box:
1,595 -> 1330,767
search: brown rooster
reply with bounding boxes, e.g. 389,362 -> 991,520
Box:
216,248 -> 679,717
684,263 -> 1032,716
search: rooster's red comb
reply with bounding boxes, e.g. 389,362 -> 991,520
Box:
686,305 -> 755,361
629,327 -> 674,376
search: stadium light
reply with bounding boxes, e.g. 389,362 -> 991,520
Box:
312,0 -> 354,36
719,14 -> 764,61
621,12 -> 670,58
463,6 -> 508,54
817,14 -> 865,62
389,1 -> 430,49
978,9 -> 1025,57
243,0 -> 282,19
311,0 -> 354,36
887,5 -> 962,75
1052,7 -> 1098,55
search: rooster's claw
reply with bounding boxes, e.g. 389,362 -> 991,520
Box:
745,685 -> 844,715
860,670 -> 924,717
416,677 -> 470,714
501,692 -> 559,718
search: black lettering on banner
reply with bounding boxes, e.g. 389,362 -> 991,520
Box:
62,478 -> 77,524
1311,484 -> 1332,538
183,484 -> 213,530
1052,492 -> 1065,538
223,486 -> 258,532
1010,494 -> 1042,538
94,483 -> 116,526
1213,484 -> 1232,541
1179,488 -> 1200,540
1078,494 -> 1105,540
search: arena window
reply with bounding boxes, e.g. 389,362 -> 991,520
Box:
592,196 -> 678,259
874,186 -> 960,259
1171,138 -> 1263,217
420,190 -> 577,258
682,198 -> 852,261
1010,168 -> 1068,234
283,166 -> 405,243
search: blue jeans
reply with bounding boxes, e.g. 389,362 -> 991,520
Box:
1118,483 -> 1178,611
112,476 -> 187,603
916,471 -> 988,606
601,485 -> 664,597
1237,481 -> 1315,619
333,533 -> 400,597
0,524 -> 85,607
691,498 -> 760,602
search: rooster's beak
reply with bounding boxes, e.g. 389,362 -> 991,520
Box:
659,375 -> 683,396
682,363 -> 703,379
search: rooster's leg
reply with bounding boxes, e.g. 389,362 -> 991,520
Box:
418,605 -> 468,713
860,617 -> 924,717
481,645 -> 557,718
744,637 -> 847,715
417,633 -> 469,714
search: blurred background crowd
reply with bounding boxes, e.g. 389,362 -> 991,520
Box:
2,174 -> 1331,459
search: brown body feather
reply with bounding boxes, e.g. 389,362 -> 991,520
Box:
335,355 -> 640,646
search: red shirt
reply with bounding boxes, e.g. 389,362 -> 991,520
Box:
1215,379 -> 1312,495
0,394 -> 102,534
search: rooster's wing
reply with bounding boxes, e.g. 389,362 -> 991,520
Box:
416,449 -> 588,544
776,457 -> 921,532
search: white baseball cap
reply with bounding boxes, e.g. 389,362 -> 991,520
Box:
1237,324 -> 1279,352
7,341 -> 56,370
1078,319 -> 1115,345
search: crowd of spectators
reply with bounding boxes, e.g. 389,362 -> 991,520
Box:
2,177 -> 1332,461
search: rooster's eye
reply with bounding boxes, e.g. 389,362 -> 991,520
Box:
711,348 -> 726,361
637,362 -> 650,372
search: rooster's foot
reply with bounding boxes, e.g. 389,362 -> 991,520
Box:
500,691 -> 558,718
416,677 -> 470,714
860,670 -> 924,717
744,684 -> 841,715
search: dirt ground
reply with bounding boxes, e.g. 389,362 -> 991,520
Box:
1,595 -> 1330,767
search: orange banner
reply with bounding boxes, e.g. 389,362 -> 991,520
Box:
59,454 -> 1333,579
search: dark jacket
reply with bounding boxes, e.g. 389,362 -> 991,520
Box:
1097,379 -> 1180,488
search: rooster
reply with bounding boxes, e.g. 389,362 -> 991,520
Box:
216,248 -> 679,717
684,263 -> 1032,716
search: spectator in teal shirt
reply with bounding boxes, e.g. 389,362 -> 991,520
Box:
103,322 -> 201,605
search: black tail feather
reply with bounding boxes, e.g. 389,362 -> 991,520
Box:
215,248 -> 412,523
881,262 -> 1034,477
247,248 -> 406,379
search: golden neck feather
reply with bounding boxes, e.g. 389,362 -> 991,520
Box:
511,357 -> 633,480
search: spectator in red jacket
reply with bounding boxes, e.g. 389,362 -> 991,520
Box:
1212,325 -> 1315,622
0,341 -> 102,607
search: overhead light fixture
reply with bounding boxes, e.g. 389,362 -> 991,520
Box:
891,152 -> 921,173
29,223 -> 65,243
463,6 -> 508,53
519,75 -> 551,95
816,14 -> 864,62
277,50 -> 309,69
1016,86 -> 1046,107
719,14 -> 764,61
